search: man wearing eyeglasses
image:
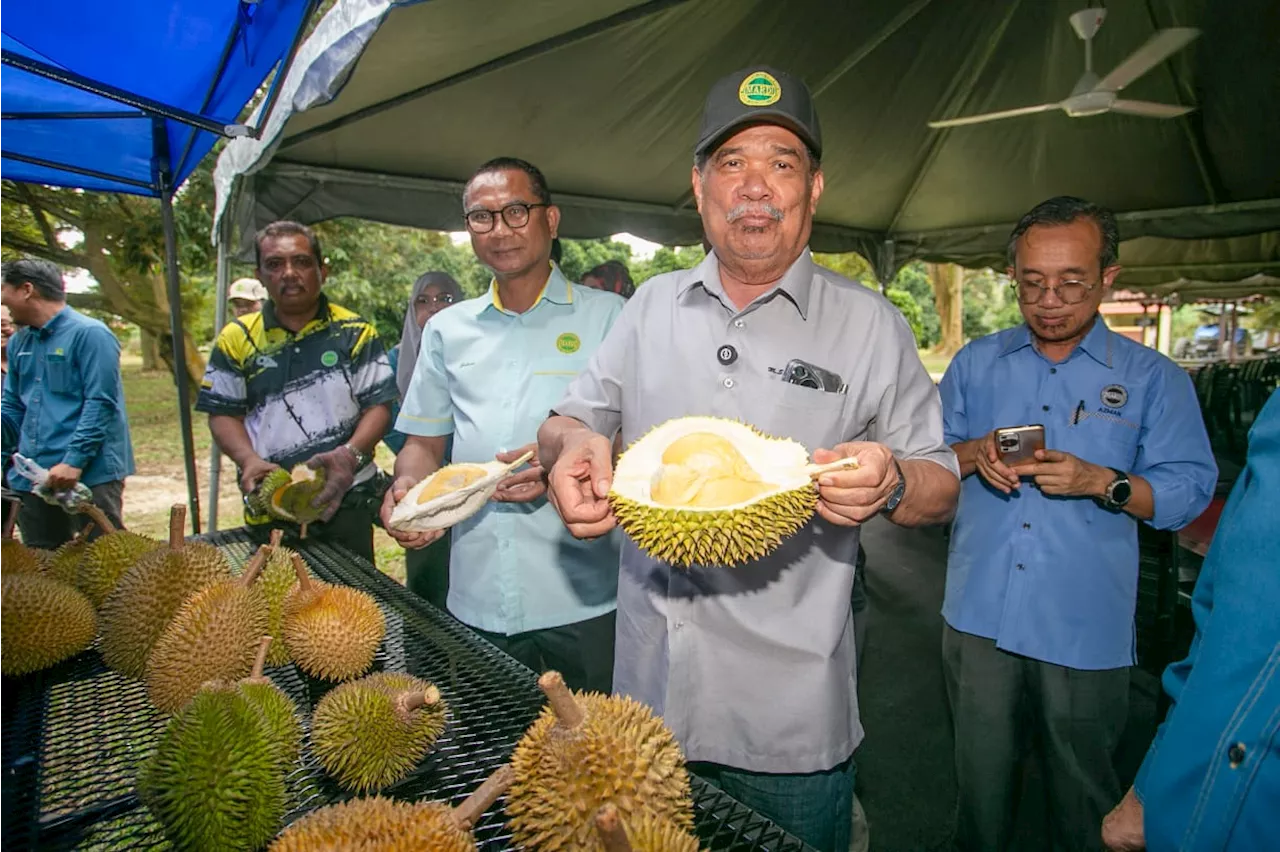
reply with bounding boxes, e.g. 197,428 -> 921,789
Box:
382,157 -> 624,693
938,196 -> 1217,852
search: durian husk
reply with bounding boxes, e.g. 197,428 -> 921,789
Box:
268,765 -> 513,852
45,522 -> 98,586
70,504 -> 162,606
99,505 -> 230,678
0,572 -> 97,676
247,467 -> 293,516
508,672 -> 693,851
609,417 -> 821,567
264,466 -> 327,537
137,685 -> 288,850
144,546 -> 271,714
260,529 -> 304,666
595,803 -> 703,852
215,636 -> 303,765
281,553 -> 385,681
311,672 -> 448,792
1,538 -> 51,575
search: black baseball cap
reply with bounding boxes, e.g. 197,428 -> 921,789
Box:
694,66 -> 822,160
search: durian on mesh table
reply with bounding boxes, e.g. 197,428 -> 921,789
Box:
2,528 -> 814,851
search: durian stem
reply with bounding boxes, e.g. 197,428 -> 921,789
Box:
71,520 -> 97,545
452,764 -> 514,832
239,545 -> 270,587
802,456 -> 861,478
269,528 -> 284,549
299,521 -> 309,540
398,684 -> 441,714
538,671 -> 584,730
594,804 -> 633,852
290,553 -> 312,590
77,503 -> 117,535
250,636 -> 272,678
167,504 -> 187,550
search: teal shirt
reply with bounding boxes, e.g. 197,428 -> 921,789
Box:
1,306 -> 135,489
397,267 -> 624,634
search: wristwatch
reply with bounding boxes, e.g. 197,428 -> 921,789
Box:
1102,468 -> 1132,510
881,457 -> 907,516
343,442 -> 372,469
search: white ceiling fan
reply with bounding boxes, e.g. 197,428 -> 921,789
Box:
928,8 -> 1200,129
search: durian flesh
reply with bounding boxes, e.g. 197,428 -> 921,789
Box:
387,454 -> 532,533
610,417 -> 818,567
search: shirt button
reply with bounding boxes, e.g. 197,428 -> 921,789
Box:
733,319 -> 745,329
1022,523 -> 1031,530
1016,563 -> 1025,571
674,620 -> 685,630
294,347 -> 301,353
723,378 -> 735,389
1228,743 -> 1246,767
1042,405 -> 1050,412
1049,367 -> 1057,374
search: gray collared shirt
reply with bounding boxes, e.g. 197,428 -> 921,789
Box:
553,249 -> 958,773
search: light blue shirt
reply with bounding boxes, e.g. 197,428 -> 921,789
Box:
2,306 -> 135,489
397,266 -> 624,634
1134,392 -> 1279,852
940,319 -> 1216,670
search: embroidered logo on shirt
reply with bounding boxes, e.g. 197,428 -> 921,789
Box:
1100,384 -> 1128,408
254,354 -> 279,370
739,71 -> 781,106
321,350 -> 339,367
556,333 -> 581,354
53,347 -> 64,356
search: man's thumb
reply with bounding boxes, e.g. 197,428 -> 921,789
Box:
588,451 -> 613,498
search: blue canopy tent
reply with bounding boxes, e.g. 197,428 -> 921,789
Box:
1,0 -> 319,532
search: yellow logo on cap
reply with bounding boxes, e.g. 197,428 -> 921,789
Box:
738,71 -> 781,107
556,332 -> 581,354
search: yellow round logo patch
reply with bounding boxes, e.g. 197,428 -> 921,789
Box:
556,332 -> 581,354
738,71 -> 782,107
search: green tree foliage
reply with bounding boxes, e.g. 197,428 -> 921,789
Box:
632,245 -> 706,284
961,268 -> 1022,341
888,262 -> 942,348
558,238 -> 632,284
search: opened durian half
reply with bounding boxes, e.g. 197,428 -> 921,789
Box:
387,450 -> 534,533
609,417 -> 856,567
252,467 -> 327,537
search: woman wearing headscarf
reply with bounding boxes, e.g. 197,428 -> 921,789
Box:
384,271 -> 462,610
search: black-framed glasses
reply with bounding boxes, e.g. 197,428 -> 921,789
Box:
416,293 -> 456,305
1013,278 -> 1096,305
465,202 -> 548,234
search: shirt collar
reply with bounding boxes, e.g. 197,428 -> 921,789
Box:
998,314 -> 1113,368
36,305 -> 71,338
488,262 -> 572,313
677,249 -> 815,319
262,293 -> 330,332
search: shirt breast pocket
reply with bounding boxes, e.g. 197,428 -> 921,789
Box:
758,379 -> 850,451
528,355 -> 591,413
46,355 -> 77,396
1075,416 -> 1140,471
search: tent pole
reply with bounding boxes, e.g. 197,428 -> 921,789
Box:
208,219 -> 232,531
154,120 -> 202,534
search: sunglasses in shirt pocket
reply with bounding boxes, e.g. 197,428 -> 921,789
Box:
46,353 -> 77,395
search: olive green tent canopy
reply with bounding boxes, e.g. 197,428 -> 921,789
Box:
213,0 -> 1280,287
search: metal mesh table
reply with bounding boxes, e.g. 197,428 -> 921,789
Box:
3,529 -> 812,851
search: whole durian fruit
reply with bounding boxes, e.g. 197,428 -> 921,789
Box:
259,529 -> 306,666
70,503 -> 162,606
281,553 -> 384,681
268,765 -> 513,852
234,637 -> 303,765
1,572 -> 97,675
609,417 -> 858,567
99,504 -> 230,678
595,803 -> 702,852
311,672 -> 448,792
507,671 -> 694,851
145,545 -> 271,713
136,685 -> 288,850
45,522 -> 97,586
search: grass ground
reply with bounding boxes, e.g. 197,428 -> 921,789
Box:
118,358 -> 407,583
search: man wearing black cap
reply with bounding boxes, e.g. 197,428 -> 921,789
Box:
539,67 -> 959,851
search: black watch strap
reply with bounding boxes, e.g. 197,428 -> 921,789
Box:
881,457 -> 907,515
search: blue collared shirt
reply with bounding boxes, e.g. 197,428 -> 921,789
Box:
940,319 -> 1216,670
1,306 -> 135,489
1134,393 -> 1280,852
397,266 -> 624,634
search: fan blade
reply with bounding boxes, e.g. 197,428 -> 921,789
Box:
1097,27 -> 1200,92
928,103 -> 1061,129
1110,99 -> 1195,118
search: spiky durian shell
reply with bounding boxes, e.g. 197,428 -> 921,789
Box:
311,672 -> 448,792
74,530 -> 162,606
98,541 -> 230,678
269,796 -> 475,852
282,580 -> 385,681
508,691 -> 693,851
45,536 -> 93,586
260,546 -> 304,666
137,687 -> 287,851
609,417 -> 818,567
1,539 -> 50,574
612,811 -> 703,852
145,579 -> 270,713
1,573 -> 97,675
237,677 -> 303,765
247,468 -> 294,516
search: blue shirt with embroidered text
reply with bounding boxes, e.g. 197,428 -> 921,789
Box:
939,319 -> 1216,670
1,306 -> 135,489
1134,392 -> 1279,852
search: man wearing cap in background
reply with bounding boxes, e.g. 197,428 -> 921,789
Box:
227,277 -> 267,319
538,67 -> 959,852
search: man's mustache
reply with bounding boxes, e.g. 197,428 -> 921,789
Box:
726,203 -> 784,223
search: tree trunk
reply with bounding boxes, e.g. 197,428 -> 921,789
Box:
140,328 -> 161,371
930,263 -> 965,356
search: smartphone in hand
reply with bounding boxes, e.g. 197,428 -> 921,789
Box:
994,424 -> 1045,469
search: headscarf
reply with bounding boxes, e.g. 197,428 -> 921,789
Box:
396,271 -> 462,398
